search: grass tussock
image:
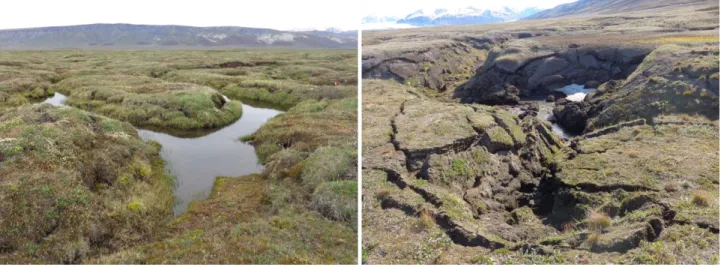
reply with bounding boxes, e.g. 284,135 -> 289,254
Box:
664,183 -> 679,192
0,104 -> 174,263
63,84 -> 244,130
93,175 -> 356,264
587,233 -> 602,246
311,180 -> 358,226
413,209 -> 435,232
692,190 -> 711,207
587,210 -> 612,232
301,146 -> 356,189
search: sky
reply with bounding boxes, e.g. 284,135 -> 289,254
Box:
362,0 -> 577,17
0,0 -> 360,31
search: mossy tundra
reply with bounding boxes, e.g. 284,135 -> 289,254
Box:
0,49 -> 357,264
0,104 -> 174,263
0,50 -> 356,129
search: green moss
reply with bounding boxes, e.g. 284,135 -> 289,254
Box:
633,241 -> 677,264
405,77 -> 421,87
450,158 -> 472,181
467,112 -> 496,131
256,143 -> 282,164
239,134 -> 254,142
440,193 -> 472,221
494,111 -> 526,145
0,118 -> 22,132
311,180 -> 357,224
301,146 -> 354,189
127,200 -> 144,212
487,126 -> 514,146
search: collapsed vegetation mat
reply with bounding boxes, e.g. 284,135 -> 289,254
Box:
362,1 -> 718,263
362,79 -> 718,264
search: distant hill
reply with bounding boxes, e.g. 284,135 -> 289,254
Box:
0,23 -> 357,50
526,0 -> 712,19
362,6 -> 542,29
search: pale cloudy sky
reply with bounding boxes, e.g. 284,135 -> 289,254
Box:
0,0 -> 360,31
362,0 -> 577,17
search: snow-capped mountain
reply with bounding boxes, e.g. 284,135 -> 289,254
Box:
363,6 -> 543,29
361,14 -> 415,30
289,27 -> 352,33
361,15 -> 402,25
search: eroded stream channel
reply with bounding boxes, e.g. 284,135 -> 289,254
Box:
43,93 -> 283,215
510,83 -> 596,140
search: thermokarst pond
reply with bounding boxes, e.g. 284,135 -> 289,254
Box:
43,92 -> 283,214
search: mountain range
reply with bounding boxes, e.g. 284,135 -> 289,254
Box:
0,23 -> 357,50
363,6 -> 542,29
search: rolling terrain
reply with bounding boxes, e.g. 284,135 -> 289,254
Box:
0,24 -> 357,50
526,0 -> 712,19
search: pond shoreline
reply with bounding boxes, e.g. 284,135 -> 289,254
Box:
43,92 -> 284,215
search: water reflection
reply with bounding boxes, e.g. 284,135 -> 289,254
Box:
41,92 -> 283,215
138,104 -> 282,215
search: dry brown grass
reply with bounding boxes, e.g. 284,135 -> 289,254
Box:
587,210 -> 612,232
692,190 -> 712,207
625,150 -> 640,158
375,189 -> 391,200
587,233 -> 602,246
413,209 -> 435,232
635,35 -> 719,45
664,183 -> 679,192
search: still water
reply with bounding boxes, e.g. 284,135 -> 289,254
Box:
44,93 -> 283,215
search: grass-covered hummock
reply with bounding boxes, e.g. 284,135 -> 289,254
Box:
0,104 -> 174,263
248,98 -> 357,162
53,75 -> 243,130
92,174 -> 356,264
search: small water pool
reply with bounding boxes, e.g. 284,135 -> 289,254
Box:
43,93 -> 283,215
138,104 -> 282,215
554,84 -> 595,102
42,92 -> 68,106
512,95 -> 577,140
